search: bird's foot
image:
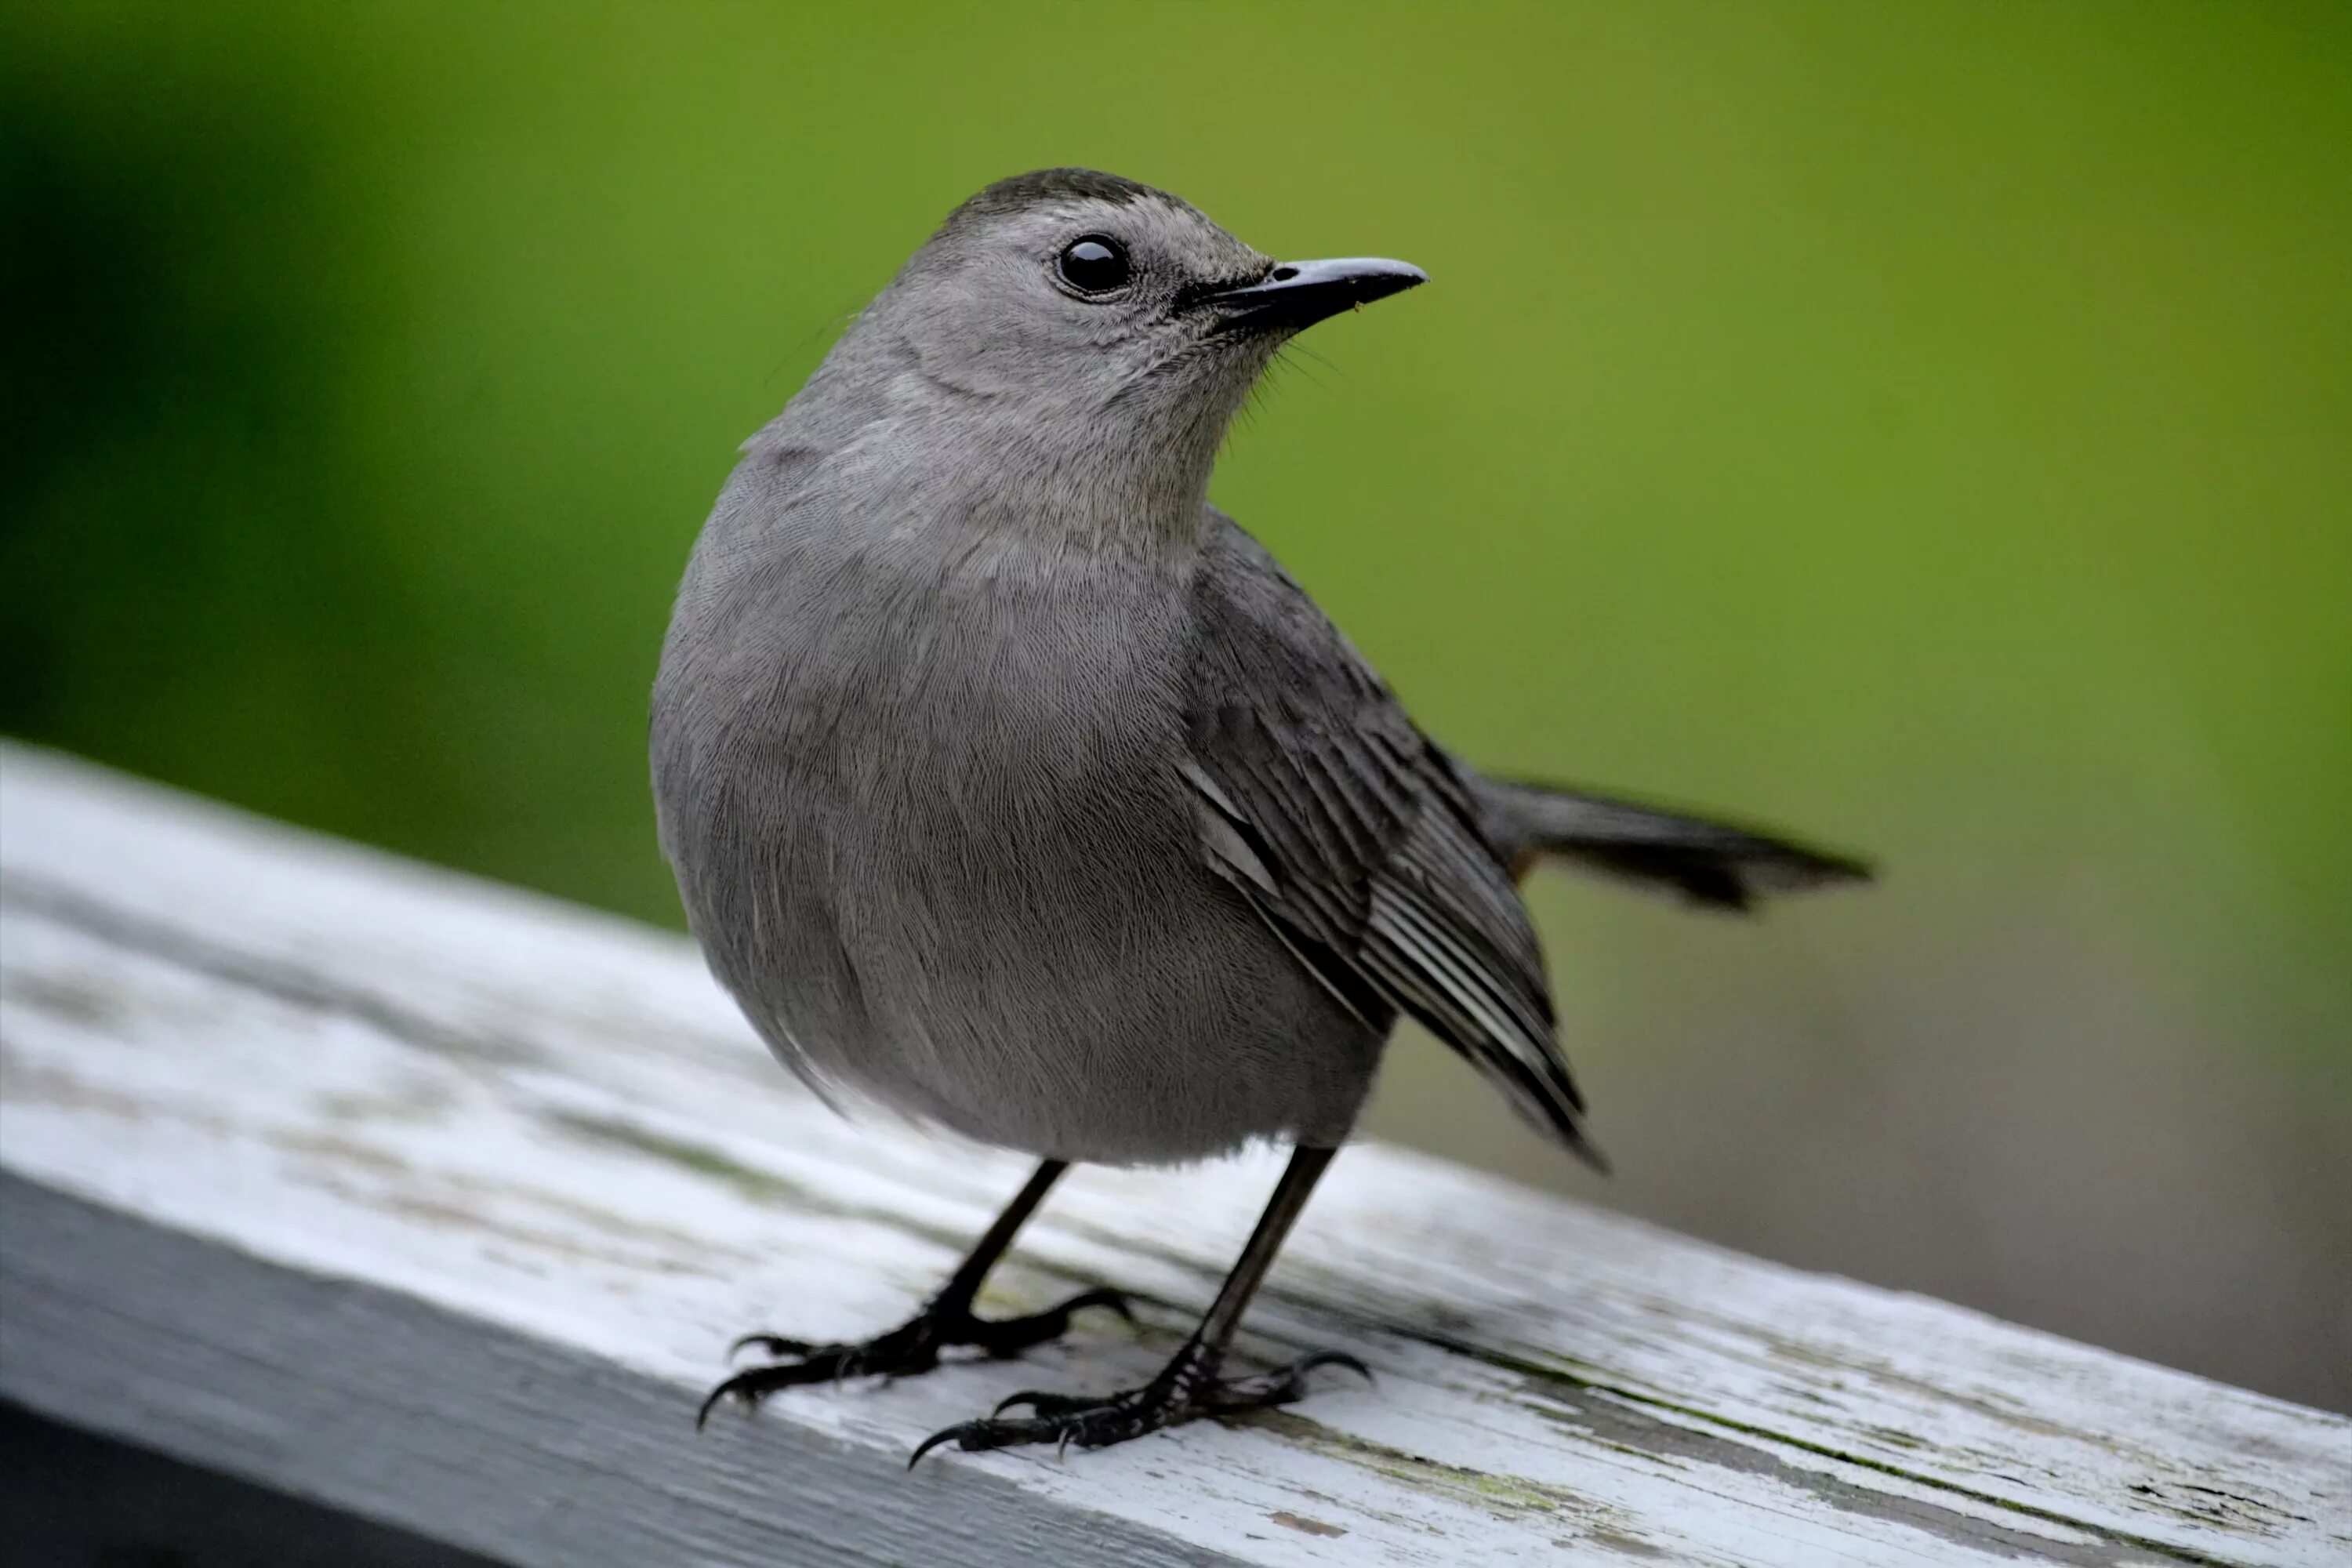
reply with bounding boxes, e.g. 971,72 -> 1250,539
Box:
697,1286 -> 1132,1428
908,1344 -> 1369,1465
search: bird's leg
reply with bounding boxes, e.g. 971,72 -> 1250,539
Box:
699,1159 -> 1129,1426
909,1145 -> 1369,1464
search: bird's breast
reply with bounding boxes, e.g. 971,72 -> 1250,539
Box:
655,506 -> 1207,1025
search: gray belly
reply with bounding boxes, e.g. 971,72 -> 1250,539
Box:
654,560 -> 1383,1164
852,845 -> 1380,1163
679,751 -> 1381,1163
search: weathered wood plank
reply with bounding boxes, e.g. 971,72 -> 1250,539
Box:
2,742 -> 2344,1566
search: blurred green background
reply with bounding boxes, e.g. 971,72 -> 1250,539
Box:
4,2 -> 2347,1410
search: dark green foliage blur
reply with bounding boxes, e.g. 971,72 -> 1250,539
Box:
5,4 -> 2346,1409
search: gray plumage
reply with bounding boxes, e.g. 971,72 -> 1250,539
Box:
652,168 -> 1864,1175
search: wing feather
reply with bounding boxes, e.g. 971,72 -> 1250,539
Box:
1184,512 -> 1600,1167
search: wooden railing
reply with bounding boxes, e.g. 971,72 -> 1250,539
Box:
2,742 -> 2343,1566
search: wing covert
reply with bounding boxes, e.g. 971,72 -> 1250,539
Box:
1183,513 -> 1601,1167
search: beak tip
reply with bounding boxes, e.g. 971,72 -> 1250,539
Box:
1207,256 -> 1428,332
1336,258 -> 1425,292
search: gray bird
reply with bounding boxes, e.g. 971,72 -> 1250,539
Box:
652,168 -> 1868,1461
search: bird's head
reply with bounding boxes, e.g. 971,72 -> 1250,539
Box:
845,169 -> 1424,509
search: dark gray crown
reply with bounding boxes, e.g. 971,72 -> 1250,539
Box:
946,168 -> 1184,227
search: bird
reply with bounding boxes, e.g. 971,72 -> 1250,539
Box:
651,168 -> 1870,1462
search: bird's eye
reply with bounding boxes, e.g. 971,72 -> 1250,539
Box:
1056,235 -> 1131,295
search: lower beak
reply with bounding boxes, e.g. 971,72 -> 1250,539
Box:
1206,256 -> 1427,333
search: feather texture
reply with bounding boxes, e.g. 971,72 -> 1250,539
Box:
1473,778 -> 1874,911
1185,514 -> 1602,1168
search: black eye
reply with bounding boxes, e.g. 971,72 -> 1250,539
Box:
1056,235 -> 1131,294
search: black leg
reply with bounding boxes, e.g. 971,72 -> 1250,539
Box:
699,1159 -> 1128,1426
909,1145 -> 1369,1465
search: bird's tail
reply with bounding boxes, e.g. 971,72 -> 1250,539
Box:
1469,775 -> 1873,912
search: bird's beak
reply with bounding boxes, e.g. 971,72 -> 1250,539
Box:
1203,256 -> 1427,334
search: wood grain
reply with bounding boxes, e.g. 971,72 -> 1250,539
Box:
2,743 -> 2344,1566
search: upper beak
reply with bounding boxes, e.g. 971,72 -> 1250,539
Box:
1204,256 -> 1427,333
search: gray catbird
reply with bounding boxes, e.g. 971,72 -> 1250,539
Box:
652,169 -> 1868,1461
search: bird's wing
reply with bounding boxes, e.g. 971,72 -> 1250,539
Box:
1183,513 -> 1599,1167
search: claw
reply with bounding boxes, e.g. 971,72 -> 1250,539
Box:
695,1370 -> 754,1431
1060,1286 -> 1136,1324
728,1330 -> 813,1361
704,1284 -> 1130,1430
992,1388 -> 1047,1417
970,1286 -> 1136,1358
1297,1348 -> 1374,1387
991,1386 -> 1095,1418
906,1421 -> 970,1470
902,1345 -> 1374,1458
1216,1348 -> 1374,1410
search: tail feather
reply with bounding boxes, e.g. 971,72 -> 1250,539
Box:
1471,775 -> 1873,912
